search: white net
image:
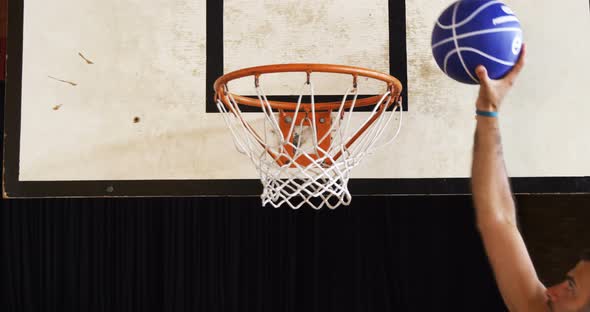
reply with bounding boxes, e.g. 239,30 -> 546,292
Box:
216,74 -> 403,209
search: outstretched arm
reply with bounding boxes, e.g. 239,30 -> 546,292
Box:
471,45 -> 547,312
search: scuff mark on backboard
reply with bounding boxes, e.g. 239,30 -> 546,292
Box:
48,75 -> 77,86
78,52 -> 94,64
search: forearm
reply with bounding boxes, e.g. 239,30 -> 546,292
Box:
471,116 -> 516,227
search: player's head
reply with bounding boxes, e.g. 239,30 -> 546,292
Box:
546,250 -> 590,312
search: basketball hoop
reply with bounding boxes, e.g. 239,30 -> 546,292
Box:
214,64 -> 403,209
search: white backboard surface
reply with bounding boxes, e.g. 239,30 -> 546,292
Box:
4,0 -> 590,197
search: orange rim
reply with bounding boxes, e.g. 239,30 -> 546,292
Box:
214,63 -> 403,111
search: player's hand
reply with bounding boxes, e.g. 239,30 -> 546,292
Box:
475,44 -> 526,112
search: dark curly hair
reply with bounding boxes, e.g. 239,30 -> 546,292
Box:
582,249 -> 590,262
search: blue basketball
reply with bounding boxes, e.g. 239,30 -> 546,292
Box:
431,0 -> 523,84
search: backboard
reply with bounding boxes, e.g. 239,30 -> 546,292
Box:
4,0 -> 590,198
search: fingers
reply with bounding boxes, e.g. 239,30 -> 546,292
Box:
475,65 -> 491,86
504,43 -> 526,83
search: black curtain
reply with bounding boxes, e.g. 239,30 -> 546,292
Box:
1,196 -> 506,312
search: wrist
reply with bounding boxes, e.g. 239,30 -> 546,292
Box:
476,99 -> 498,112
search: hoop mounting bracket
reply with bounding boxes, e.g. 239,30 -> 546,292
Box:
278,110 -> 332,167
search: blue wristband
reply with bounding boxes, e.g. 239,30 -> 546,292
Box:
476,110 -> 498,118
